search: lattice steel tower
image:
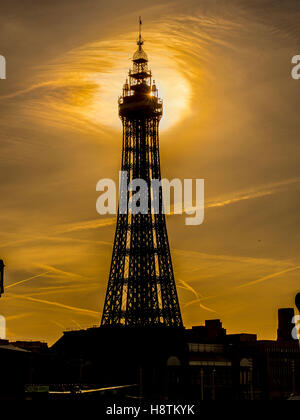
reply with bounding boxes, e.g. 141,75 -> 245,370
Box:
101,19 -> 183,328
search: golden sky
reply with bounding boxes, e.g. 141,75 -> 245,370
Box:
0,0 -> 300,344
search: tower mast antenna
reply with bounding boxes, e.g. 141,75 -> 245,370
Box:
138,16 -> 143,47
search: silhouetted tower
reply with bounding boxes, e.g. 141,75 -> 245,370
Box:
101,19 -> 183,328
0,260 -> 4,297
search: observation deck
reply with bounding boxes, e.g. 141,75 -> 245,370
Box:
118,24 -> 163,120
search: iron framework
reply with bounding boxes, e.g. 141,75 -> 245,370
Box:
101,22 -> 183,328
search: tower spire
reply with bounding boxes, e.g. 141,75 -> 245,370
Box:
138,16 -> 143,47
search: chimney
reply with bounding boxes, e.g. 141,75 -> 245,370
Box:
277,308 -> 295,342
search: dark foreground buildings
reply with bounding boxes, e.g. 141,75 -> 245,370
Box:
0,24 -> 299,401
186,314 -> 299,400
0,308 -> 299,400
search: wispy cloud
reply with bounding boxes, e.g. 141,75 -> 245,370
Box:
55,217 -> 115,233
182,264 -> 300,308
206,177 -> 300,210
234,265 -> 300,290
5,313 -> 34,322
36,264 -> 84,279
51,320 -> 67,330
173,248 -> 295,268
178,278 -> 201,299
41,176 -> 300,237
178,177 -> 300,217
5,271 -> 52,289
9,293 -> 99,318
178,278 -> 217,313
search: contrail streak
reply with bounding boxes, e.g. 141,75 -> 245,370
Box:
179,278 -> 217,313
6,271 -> 52,289
10,294 -> 99,317
234,265 -> 300,289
